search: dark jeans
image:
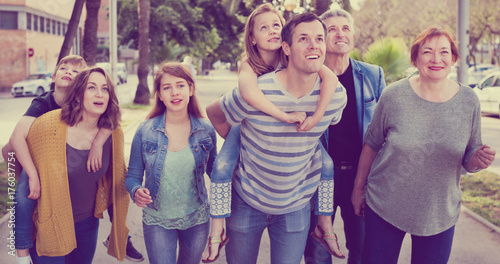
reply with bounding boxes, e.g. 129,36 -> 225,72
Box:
304,166 -> 365,264
362,206 -> 455,264
30,216 -> 99,264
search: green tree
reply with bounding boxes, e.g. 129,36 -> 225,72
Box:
359,38 -> 410,84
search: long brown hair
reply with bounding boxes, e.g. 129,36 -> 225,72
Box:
147,62 -> 203,119
241,3 -> 287,76
61,66 -> 121,129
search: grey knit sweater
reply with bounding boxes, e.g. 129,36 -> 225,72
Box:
364,78 -> 482,236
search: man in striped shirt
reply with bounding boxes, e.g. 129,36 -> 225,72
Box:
207,13 -> 347,263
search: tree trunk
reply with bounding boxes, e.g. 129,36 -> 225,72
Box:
83,0 -> 101,66
134,0 -> 151,105
313,0 -> 331,16
340,0 -> 352,14
57,0 -> 86,63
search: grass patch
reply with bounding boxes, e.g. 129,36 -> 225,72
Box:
120,100 -> 154,110
461,170 -> 500,227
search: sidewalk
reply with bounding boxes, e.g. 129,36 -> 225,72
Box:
2,69 -> 500,263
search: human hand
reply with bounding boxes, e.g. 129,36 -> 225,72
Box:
351,188 -> 366,220
87,145 -> 103,172
134,188 -> 152,207
469,145 -> 496,170
282,112 -> 306,124
27,176 -> 41,200
297,115 -> 320,132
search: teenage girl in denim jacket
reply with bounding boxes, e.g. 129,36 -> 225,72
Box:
125,62 -> 217,264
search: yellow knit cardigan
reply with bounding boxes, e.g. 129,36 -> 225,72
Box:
27,109 -> 130,260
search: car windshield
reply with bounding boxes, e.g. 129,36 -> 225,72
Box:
25,74 -> 46,80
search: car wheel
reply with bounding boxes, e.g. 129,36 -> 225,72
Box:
36,87 -> 44,96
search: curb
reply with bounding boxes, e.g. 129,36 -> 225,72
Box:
461,205 -> 500,234
122,110 -> 149,134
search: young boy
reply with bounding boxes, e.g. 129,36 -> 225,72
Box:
1,55 -> 143,263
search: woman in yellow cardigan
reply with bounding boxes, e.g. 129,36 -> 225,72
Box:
26,66 -> 129,264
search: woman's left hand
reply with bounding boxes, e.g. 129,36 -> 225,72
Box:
469,145 -> 496,170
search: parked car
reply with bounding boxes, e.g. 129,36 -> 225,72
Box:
11,72 -> 52,97
473,71 -> 500,117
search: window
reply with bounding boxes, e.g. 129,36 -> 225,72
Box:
40,17 -> 44,32
52,20 -> 56,35
27,13 -> 31,30
494,77 -> 500,87
57,21 -> 61,35
0,11 -> 18,29
33,15 -> 38,31
46,18 -> 50,33
63,23 -> 66,35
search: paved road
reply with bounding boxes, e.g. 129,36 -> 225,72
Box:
1,69 -> 500,263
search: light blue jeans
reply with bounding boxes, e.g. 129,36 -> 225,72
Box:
210,125 -> 333,218
142,221 -> 209,264
225,190 -> 311,264
14,169 -> 37,249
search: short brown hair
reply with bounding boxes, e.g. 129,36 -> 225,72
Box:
410,26 -> 460,67
61,66 -> 121,129
147,61 -> 203,119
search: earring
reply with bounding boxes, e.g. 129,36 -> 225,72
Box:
252,41 -> 256,45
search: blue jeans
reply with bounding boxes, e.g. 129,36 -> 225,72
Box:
225,191 -> 311,264
362,206 -> 455,264
304,166 -> 364,264
14,169 -> 37,249
210,125 -> 333,218
30,216 -> 99,264
143,221 -> 209,264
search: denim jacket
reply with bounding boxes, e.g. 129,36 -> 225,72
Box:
125,111 -> 217,210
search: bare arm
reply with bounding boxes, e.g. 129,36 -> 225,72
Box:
239,62 -> 306,124
9,116 -> 40,199
87,128 -> 113,172
352,144 -> 378,219
298,65 -> 338,131
206,98 -> 231,139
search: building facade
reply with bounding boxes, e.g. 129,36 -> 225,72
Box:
0,0 -> 83,90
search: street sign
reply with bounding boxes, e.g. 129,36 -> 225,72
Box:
28,48 -> 34,57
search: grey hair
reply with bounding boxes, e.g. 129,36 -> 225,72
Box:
319,9 -> 355,34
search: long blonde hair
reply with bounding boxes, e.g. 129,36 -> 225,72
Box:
241,3 -> 287,76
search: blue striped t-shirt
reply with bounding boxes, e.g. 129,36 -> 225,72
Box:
221,71 -> 347,214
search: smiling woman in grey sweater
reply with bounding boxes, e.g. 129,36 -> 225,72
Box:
351,27 -> 496,264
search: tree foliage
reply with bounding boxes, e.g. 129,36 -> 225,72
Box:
118,0 -> 251,69
353,0 -> 500,65
362,38 -> 410,84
